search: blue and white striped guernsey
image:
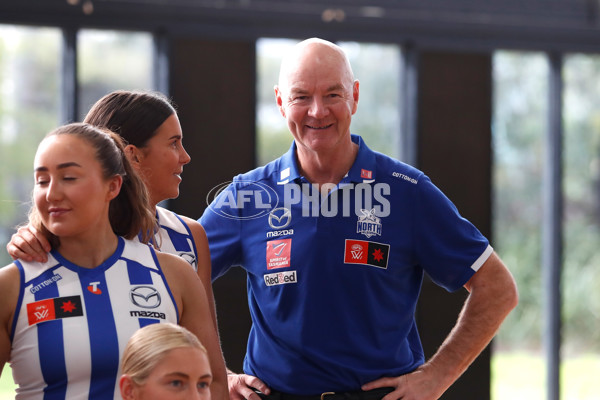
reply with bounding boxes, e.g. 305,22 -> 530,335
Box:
9,237 -> 178,400
152,206 -> 198,271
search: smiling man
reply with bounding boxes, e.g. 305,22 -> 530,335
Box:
200,38 -> 518,400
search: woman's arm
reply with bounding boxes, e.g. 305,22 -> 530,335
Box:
180,216 -> 219,333
158,252 -> 228,400
0,264 -> 21,375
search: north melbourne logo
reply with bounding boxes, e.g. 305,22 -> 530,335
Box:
357,208 -> 382,238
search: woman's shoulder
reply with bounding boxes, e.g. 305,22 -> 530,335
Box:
0,263 -> 21,322
156,250 -> 198,277
0,262 -> 20,286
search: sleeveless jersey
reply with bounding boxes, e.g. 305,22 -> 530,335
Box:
9,237 -> 178,400
149,206 -> 198,271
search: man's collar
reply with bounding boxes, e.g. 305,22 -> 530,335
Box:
276,134 -> 376,185
276,141 -> 302,185
346,135 -> 376,183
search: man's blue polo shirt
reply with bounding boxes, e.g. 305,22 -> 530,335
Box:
200,134 -> 492,395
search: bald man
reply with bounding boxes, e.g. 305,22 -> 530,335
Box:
200,38 -> 518,400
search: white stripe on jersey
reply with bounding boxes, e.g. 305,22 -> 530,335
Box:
153,206 -> 198,271
10,238 -> 177,400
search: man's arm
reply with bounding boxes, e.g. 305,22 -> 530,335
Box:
227,370 -> 271,400
362,251 -> 518,400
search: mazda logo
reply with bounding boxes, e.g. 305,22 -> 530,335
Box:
130,286 -> 161,309
268,207 -> 292,229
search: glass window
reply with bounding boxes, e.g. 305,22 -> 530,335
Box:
0,24 -> 61,269
0,24 -> 61,397
492,51 -> 600,400
256,38 -> 298,165
78,29 -> 154,119
491,51 -> 547,399
562,53 -> 600,400
256,38 -> 401,166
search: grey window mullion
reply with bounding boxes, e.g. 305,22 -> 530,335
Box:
61,27 -> 78,123
153,30 -> 170,95
400,44 -> 419,167
543,51 -> 564,400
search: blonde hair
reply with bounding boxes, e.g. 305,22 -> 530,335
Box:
121,323 -> 207,385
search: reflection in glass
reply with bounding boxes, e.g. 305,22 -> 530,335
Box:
0,24 -> 61,268
78,29 -> 153,119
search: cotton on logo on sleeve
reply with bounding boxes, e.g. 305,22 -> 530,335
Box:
344,239 -> 390,269
27,295 -> 84,326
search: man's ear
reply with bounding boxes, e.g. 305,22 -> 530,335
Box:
275,86 -> 286,118
351,79 -> 360,115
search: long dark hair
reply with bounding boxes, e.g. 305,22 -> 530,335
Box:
84,90 -> 176,148
29,123 -> 156,248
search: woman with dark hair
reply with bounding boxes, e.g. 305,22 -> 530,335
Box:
0,123 -> 227,400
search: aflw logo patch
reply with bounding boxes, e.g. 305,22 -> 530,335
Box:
344,239 -> 390,269
27,295 -> 84,326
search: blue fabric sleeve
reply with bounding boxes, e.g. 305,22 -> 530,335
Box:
199,182 -> 243,282
414,175 -> 489,292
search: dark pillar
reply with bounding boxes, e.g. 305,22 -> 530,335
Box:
169,37 -> 255,372
416,51 -> 493,399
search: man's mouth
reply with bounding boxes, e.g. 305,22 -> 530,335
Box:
306,123 -> 333,130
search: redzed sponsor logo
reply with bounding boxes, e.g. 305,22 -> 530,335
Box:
344,239 -> 390,269
361,169 -> 373,179
266,238 -> 292,269
264,270 -> 297,286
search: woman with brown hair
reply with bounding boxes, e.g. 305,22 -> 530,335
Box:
0,123 -> 227,400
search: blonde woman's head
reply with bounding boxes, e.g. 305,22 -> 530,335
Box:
120,323 -> 212,400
